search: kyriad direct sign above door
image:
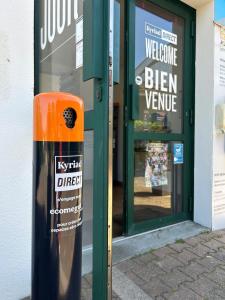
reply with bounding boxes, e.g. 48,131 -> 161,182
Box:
215,0 -> 225,26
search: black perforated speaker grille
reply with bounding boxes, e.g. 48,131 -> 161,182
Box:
63,108 -> 77,128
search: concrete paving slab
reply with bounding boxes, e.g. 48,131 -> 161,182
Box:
27,227 -> 225,299
112,267 -> 153,300
112,221 -> 207,265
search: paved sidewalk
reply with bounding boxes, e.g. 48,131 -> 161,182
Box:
82,230 -> 225,299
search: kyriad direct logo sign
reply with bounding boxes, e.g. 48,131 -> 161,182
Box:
145,22 -> 177,46
57,159 -> 82,173
55,155 -> 83,192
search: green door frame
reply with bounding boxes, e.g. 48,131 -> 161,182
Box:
124,0 -> 196,235
34,0 -> 110,299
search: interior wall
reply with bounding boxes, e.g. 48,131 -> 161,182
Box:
0,0 -> 33,299
114,0 -> 125,183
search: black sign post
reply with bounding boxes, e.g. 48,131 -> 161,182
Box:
32,92 -> 84,300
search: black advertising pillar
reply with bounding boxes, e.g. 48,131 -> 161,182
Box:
32,92 -> 84,300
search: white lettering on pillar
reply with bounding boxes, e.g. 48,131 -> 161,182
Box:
40,0 -> 47,50
57,0 -> 66,34
74,0 -> 78,20
67,0 -> 71,26
48,0 -> 56,43
40,0 -> 80,50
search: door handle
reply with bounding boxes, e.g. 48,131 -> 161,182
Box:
130,84 -> 139,120
189,108 -> 194,126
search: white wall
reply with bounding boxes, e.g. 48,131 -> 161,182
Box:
212,23 -> 225,230
181,0 -> 215,228
183,0 -> 225,230
194,1 -> 215,228
0,0 -> 33,299
181,0 -> 212,9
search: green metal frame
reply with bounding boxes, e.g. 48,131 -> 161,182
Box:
91,2 -> 110,298
83,0 -> 104,80
124,0 -> 196,235
34,0 -> 110,299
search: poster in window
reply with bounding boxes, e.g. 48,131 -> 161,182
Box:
145,143 -> 168,188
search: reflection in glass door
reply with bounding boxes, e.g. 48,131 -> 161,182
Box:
134,0 -> 184,134
134,140 -> 183,223
126,0 -> 195,233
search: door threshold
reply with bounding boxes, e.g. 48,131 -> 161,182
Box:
82,221 -> 208,275
112,221 -> 208,265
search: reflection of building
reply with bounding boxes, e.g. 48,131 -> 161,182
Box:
135,45 -> 182,133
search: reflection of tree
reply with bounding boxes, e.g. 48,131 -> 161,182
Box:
136,55 -> 173,84
134,111 -> 170,133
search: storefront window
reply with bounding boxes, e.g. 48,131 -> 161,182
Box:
134,1 -> 184,133
83,131 -> 93,248
38,0 -> 94,111
134,140 -> 183,223
37,0 -> 94,297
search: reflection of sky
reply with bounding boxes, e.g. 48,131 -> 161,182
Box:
215,0 -> 225,21
135,6 -> 173,67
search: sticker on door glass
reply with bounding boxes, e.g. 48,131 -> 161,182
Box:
173,144 -> 183,164
76,17 -> 83,43
145,143 -> 168,187
75,17 -> 83,69
145,23 -> 177,45
76,41 -> 83,69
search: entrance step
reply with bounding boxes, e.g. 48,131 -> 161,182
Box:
82,221 -> 208,275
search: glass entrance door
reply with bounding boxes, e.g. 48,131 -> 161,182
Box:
125,0 -> 195,234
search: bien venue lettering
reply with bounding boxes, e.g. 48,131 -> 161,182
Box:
144,67 -> 177,112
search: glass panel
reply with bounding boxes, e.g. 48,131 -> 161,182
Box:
134,140 -> 183,223
38,0 -> 94,111
113,0 -> 125,238
83,131 -> 93,247
82,130 -> 93,299
134,0 -> 184,133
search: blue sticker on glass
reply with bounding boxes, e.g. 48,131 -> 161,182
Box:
174,144 -> 183,164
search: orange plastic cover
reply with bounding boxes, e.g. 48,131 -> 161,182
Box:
33,92 -> 84,142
